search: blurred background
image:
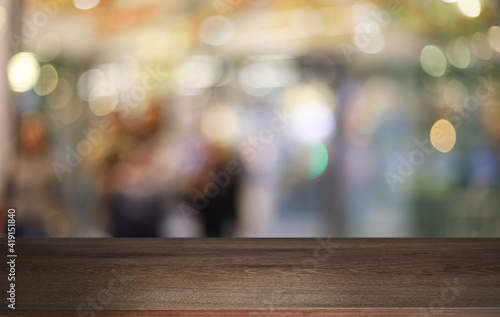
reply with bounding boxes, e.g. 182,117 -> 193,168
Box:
0,0 -> 499,237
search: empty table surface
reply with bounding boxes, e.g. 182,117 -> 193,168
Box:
1,238 -> 499,316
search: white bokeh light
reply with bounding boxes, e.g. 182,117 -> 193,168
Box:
74,0 -> 100,10
292,101 -> 335,142
7,52 -> 40,93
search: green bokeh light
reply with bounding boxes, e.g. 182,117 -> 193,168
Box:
306,142 -> 328,179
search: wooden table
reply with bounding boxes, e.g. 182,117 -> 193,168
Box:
1,238 -> 499,316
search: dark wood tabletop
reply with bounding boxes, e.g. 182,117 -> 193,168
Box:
1,238 -> 499,316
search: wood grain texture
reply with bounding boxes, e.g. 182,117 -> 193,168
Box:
2,308 -> 500,317
1,238 -> 499,316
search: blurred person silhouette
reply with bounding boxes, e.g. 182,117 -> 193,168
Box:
83,110 -> 134,235
185,142 -> 240,237
100,102 -> 169,237
2,113 -> 72,237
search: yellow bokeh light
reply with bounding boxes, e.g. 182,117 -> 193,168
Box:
420,45 -> 447,77
7,52 -> 40,93
457,0 -> 481,18
430,119 -> 456,153
35,64 -> 59,96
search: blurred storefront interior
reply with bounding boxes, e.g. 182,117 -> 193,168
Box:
1,0 -> 499,237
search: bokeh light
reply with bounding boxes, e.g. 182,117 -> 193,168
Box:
4,0 -> 500,239
283,84 -> 336,142
471,32 -> 493,60
47,79 -> 73,110
430,119 -> 457,153
420,45 -> 447,77
74,0 -> 100,10
34,64 -> 59,96
445,37 -> 471,69
77,68 -> 106,101
487,26 -> 500,53
7,52 -> 40,93
305,142 -> 329,179
107,56 -> 139,89
457,0 -> 481,18
89,83 -> 118,116
291,101 -> 335,142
